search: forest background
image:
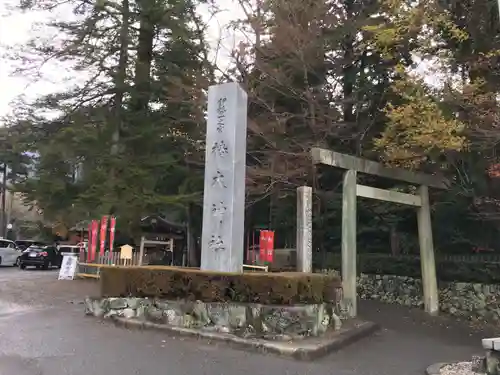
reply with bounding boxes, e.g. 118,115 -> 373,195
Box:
0,0 -> 498,266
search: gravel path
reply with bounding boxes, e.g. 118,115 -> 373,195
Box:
0,266 -> 494,375
440,362 -> 481,375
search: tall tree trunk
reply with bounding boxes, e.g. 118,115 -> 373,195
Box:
133,0 -> 155,114
342,0 -> 356,152
109,0 -> 130,215
186,203 -> 200,267
390,225 -> 400,256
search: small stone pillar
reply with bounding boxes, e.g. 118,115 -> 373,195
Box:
342,170 -> 357,317
296,186 -> 312,273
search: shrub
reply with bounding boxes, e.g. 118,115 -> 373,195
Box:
99,266 -> 342,305
322,253 -> 500,284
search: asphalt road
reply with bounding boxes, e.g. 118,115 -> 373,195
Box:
0,267 -> 491,375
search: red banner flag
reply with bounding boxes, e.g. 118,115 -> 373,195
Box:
109,216 -> 116,255
266,231 -> 275,263
90,220 -> 98,262
99,216 -> 108,257
259,230 -> 268,263
258,230 -> 275,263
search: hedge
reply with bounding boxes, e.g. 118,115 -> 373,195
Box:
99,266 -> 342,305
323,254 -> 500,284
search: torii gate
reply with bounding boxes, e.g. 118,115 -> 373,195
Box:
296,147 -> 448,318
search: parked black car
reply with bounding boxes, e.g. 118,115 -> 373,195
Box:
19,245 -> 62,270
15,240 -> 46,251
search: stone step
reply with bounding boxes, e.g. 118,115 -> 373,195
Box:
483,338 -> 500,351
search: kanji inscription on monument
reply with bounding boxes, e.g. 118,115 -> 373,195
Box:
201,82 -> 248,272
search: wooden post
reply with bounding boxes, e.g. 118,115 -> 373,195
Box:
168,238 -> 174,266
417,185 -> 439,315
342,170 -> 357,317
138,236 -> 145,266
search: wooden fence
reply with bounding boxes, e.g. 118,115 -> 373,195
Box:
75,250 -> 500,279
76,251 -> 143,279
438,254 -> 500,263
354,253 -> 500,263
78,251 -> 142,266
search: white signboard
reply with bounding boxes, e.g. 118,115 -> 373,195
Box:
120,244 -> 133,260
58,255 -> 78,280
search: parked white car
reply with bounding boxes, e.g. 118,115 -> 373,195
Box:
0,239 -> 21,266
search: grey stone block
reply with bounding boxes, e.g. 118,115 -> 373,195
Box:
472,355 -> 486,373
85,297 -> 344,340
108,298 -> 127,310
487,350 -> 500,375
483,338 -> 500,350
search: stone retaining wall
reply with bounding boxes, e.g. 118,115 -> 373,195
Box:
85,297 -> 346,340
358,274 -> 500,321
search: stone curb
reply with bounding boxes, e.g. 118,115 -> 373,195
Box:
110,317 -> 379,361
425,363 -> 447,375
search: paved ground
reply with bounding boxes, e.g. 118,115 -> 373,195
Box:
0,267 -> 495,375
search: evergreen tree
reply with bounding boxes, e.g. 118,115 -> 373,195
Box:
7,0 -> 213,242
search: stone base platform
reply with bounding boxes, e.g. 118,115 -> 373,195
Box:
110,316 -> 379,360
84,296 -> 378,359
85,297 -> 346,340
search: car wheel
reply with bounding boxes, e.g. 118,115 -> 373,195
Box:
14,257 -> 20,267
19,263 -> 26,270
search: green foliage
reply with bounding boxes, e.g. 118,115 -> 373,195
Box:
6,0 -> 213,234
230,0 -> 500,254
322,253 -> 500,284
5,0 -> 500,257
375,75 -> 467,168
100,266 -> 342,304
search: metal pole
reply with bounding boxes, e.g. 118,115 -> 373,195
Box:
1,163 -> 7,237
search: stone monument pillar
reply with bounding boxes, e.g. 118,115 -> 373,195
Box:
200,82 -> 248,273
296,186 -> 312,272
